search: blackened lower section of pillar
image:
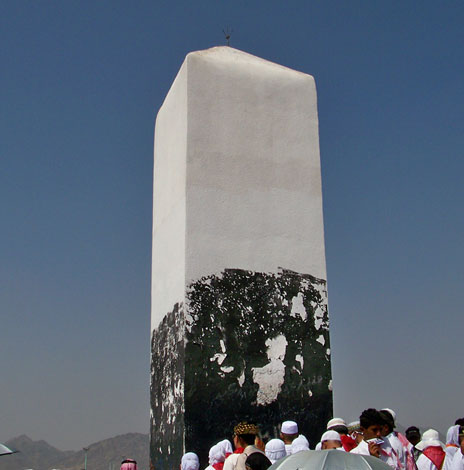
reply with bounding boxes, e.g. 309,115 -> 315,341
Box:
150,303 -> 185,470
185,268 -> 332,464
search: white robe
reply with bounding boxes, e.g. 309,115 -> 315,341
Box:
417,453 -> 440,470
388,432 -> 407,469
351,438 -> 400,470
444,426 -> 461,470
450,450 -> 464,470
223,453 -> 240,470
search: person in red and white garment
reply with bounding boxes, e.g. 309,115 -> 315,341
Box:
444,425 -> 461,470
223,422 -> 263,470
315,418 -> 356,451
381,408 -> 417,470
320,430 -> 343,450
350,408 -> 400,470
205,440 -> 234,470
415,429 -> 446,470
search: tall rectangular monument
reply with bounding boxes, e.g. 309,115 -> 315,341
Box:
150,47 -> 332,469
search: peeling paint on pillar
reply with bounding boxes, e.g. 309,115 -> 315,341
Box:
150,268 -> 332,468
150,303 -> 185,470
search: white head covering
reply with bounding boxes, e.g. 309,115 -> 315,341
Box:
282,421 -> 298,434
265,439 -> 286,464
321,430 -> 342,442
447,426 -> 460,447
181,452 -> 200,470
327,418 -> 346,429
381,408 -> 397,423
208,440 -> 233,466
291,435 -> 310,454
445,425 -> 461,466
416,429 -> 446,451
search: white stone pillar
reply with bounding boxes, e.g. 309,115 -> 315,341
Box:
150,47 -> 332,469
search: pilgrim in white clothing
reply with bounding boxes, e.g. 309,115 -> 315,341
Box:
444,426 -> 461,470
351,436 -> 400,470
205,440 -> 234,470
265,439 -> 286,464
415,429 -> 446,470
182,453 -> 200,470
381,408 -> 416,470
450,449 -> 464,470
291,435 -> 310,454
320,431 -> 343,450
281,421 -> 299,456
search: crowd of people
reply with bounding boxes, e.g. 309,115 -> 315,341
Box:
175,408 -> 464,470
119,408 -> 464,470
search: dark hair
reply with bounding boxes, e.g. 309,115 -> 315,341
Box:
329,425 -> 349,435
455,418 -> 464,426
240,434 -> 257,446
360,408 -> 384,429
379,411 -> 394,433
405,426 -> 420,438
245,453 -> 272,470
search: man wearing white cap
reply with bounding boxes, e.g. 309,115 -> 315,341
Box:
320,431 -> 343,450
326,418 -> 356,452
415,429 -> 446,470
280,421 -> 299,455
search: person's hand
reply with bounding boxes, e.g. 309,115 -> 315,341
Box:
368,441 -> 380,458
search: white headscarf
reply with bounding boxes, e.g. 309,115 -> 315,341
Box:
265,439 -> 286,463
444,426 -> 461,470
447,426 -> 460,447
209,440 -> 233,466
181,452 -> 200,470
291,435 -> 310,454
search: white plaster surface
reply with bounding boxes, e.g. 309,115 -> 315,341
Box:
185,47 -> 326,284
290,293 -> 307,320
252,335 -> 288,405
152,46 -> 328,328
151,61 -> 188,330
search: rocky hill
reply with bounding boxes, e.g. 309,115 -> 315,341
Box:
0,433 -> 149,470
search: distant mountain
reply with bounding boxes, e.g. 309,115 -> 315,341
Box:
0,433 -> 149,470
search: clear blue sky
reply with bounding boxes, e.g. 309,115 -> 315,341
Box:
1,0 -> 463,450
